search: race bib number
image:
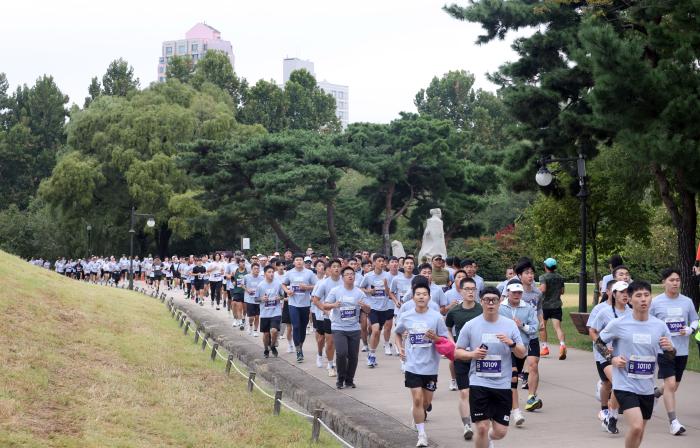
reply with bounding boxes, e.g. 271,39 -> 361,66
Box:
265,298 -> 279,308
236,278 -> 244,287
291,283 -> 302,294
340,306 -> 356,321
627,355 -> 655,379
665,317 -> 685,336
373,284 -> 386,297
409,322 -> 431,348
475,355 -> 503,378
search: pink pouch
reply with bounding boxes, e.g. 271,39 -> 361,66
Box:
435,336 -> 455,361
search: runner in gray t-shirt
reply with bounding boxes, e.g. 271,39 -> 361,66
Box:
597,280 -> 675,448
455,286 -> 525,448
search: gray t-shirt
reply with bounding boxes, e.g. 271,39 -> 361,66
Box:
456,315 -> 523,389
360,271 -> 394,311
521,286 -> 543,316
255,279 -> 285,318
397,297 -> 440,318
395,308 -> 449,375
283,268 -> 318,307
390,274 -> 415,312
243,273 -> 263,304
325,285 -> 366,332
649,293 -> 699,356
591,305 -> 632,363
403,283 -> 449,308
312,276 -> 343,320
600,314 -> 672,395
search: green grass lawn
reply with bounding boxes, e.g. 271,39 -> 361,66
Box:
0,250 -> 340,448
543,306 -> 700,372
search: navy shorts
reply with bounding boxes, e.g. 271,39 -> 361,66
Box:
657,354 -> 688,382
369,309 -> 394,329
246,303 -> 260,317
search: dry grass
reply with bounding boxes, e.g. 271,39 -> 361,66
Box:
0,251 -> 339,448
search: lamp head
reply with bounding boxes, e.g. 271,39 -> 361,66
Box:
146,218 -> 155,228
535,167 -> 553,187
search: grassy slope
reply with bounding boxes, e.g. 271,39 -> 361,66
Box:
0,251 -> 338,448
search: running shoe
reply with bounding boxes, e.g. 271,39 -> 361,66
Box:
345,381 -> 356,388
316,355 -> 324,368
605,416 -> 619,434
287,344 -> 295,353
328,367 -> 337,377
253,331 -> 259,337
296,351 -> 304,363
336,382 -> 344,389
384,344 -> 392,356
597,409 -> 609,422
270,346 -> 278,357
670,419 -> 686,435
525,395 -> 543,411
463,422 -> 474,440
216,306 -> 220,311
416,433 -> 428,447
367,354 -> 377,368
512,408 -> 525,427
449,379 -> 457,391
540,346 -> 550,357
361,344 -> 368,352
559,344 -> 567,360
239,321 -> 245,331
263,349 -> 269,358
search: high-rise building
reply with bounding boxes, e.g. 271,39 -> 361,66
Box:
158,23 -> 235,82
282,57 -> 349,129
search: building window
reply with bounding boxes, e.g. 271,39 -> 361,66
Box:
191,43 -> 198,52
159,77 -> 165,82
339,101 -> 345,108
178,44 -> 186,54
165,47 -> 172,55
159,57 -> 164,63
203,43 -> 208,51
158,66 -> 164,73
339,91 -> 344,99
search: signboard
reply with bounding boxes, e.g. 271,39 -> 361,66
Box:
241,237 -> 250,250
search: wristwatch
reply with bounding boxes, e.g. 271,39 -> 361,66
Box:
508,341 -> 516,348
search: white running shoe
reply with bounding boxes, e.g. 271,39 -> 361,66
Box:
328,367 -> 337,377
361,344 -> 368,352
449,379 -> 457,391
253,331 -> 259,337
670,419 -> 686,435
512,408 -> 525,427
384,344 -> 392,356
287,344 -> 295,353
416,432 -> 428,447
463,423 -> 473,440
597,409 -> 609,422
316,355 -> 324,368
247,327 -> 253,336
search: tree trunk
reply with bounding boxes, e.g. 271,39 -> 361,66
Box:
651,164 -> 699,307
382,183 -> 395,256
156,224 -> 171,259
269,219 -> 301,253
326,180 -> 339,258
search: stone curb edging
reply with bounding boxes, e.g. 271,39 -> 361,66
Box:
171,297 -> 437,448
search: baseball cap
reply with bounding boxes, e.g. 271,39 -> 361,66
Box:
507,282 -> 525,293
612,281 -> 629,292
304,256 -> 312,262
544,257 -> 557,268
432,254 -> 443,261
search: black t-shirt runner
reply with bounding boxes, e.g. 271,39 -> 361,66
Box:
445,302 -> 483,337
192,265 -> 206,281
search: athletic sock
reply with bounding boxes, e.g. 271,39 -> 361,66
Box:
542,342 -> 549,348
415,423 -> 425,435
560,341 -> 566,346
668,411 -> 676,423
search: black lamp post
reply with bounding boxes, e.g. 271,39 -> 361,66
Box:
128,206 -> 155,290
535,154 -> 589,313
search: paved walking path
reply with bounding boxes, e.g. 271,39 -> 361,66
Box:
152,283 -> 699,447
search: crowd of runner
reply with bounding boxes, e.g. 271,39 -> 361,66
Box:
34,250 -> 700,448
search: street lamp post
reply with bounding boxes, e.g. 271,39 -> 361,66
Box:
128,206 -> 155,290
86,224 -> 92,258
535,154 -> 589,313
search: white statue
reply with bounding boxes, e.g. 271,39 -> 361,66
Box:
418,208 -> 447,263
391,240 -> 407,258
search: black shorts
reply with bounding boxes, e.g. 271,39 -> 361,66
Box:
174,272 -> 181,279
657,354 -> 688,382
543,307 -> 563,321
369,309 -> 394,329
260,316 -> 281,333
454,360 -> 471,390
469,386 -> 512,426
193,281 -> 205,291
231,292 -> 244,303
596,360 -> 611,383
511,353 -> 526,374
404,371 -> 438,391
528,338 -> 540,357
615,389 -> 654,420
315,318 -> 332,335
246,303 -> 260,317
281,300 -> 291,324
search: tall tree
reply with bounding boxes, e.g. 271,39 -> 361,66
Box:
445,0 -> 700,302
285,69 -> 340,132
166,55 -> 195,84
84,77 -> 101,108
191,51 -> 247,113
238,79 -> 288,132
101,58 -> 140,97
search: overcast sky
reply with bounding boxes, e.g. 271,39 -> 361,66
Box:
1,0 -> 529,124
